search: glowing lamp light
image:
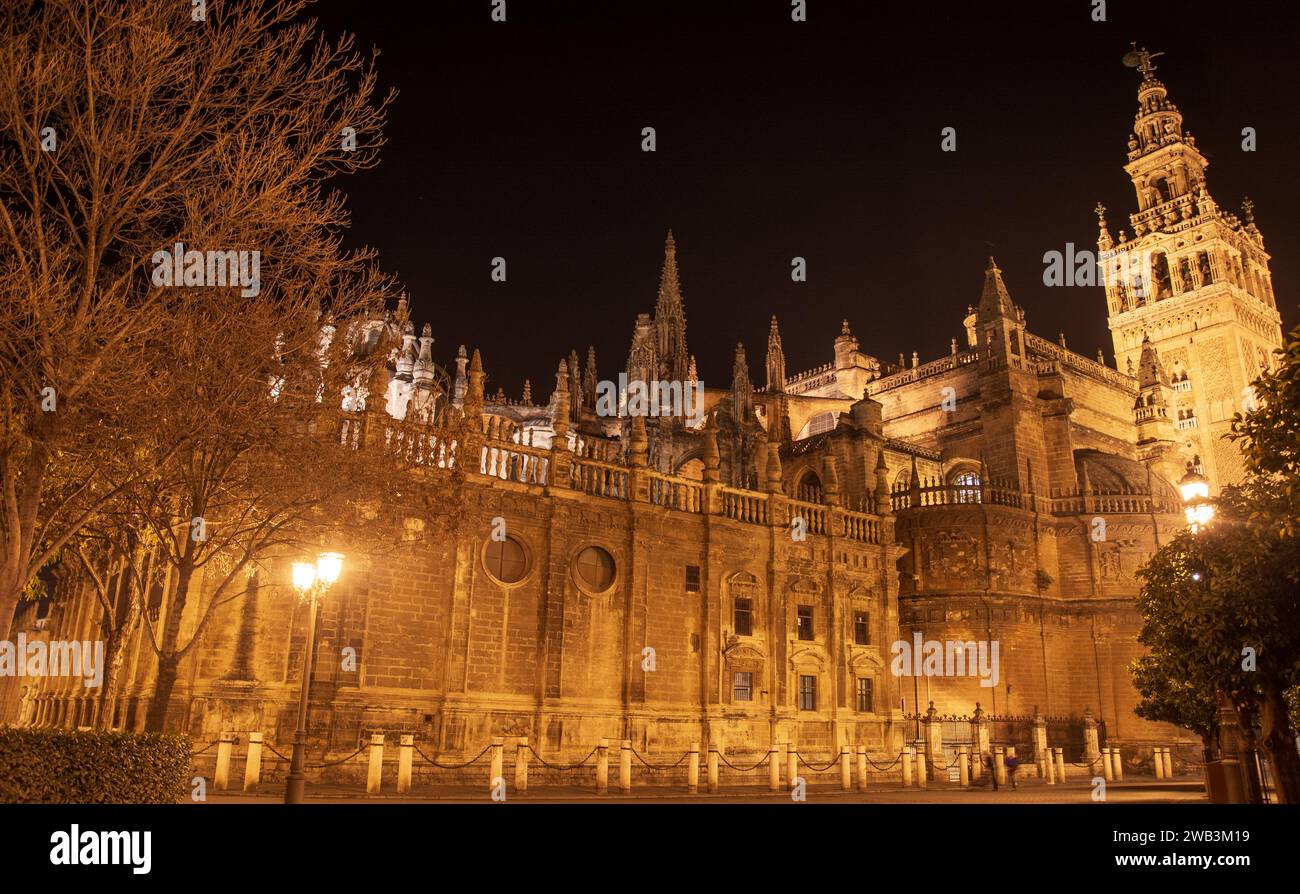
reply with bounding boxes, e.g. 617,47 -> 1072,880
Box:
291,561 -> 317,593
1178,457 -> 1214,531
316,552 -> 344,586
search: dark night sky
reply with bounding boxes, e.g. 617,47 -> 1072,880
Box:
308,0 -> 1300,396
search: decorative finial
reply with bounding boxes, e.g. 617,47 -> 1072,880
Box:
1241,197 -> 1255,224
841,319 -> 851,335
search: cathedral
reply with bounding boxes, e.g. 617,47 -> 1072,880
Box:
7,50 -> 1284,778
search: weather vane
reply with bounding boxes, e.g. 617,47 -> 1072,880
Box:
1122,42 -> 1164,78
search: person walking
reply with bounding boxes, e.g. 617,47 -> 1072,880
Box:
983,751 -> 999,790
1004,751 -> 1020,790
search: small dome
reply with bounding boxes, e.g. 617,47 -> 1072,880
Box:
1073,449 -> 1179,502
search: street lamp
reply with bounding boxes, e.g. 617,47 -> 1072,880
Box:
1178,456 -> 1214,532
284,551 -> 344,804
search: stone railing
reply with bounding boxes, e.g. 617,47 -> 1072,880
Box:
893,477 -> 1179,517
481,440 -> 550,485
647,472 -> 704,513
1024,332 -> 1135,393
569,457 -> 629,499
867,350 -> 980,395
1047,488 -> 1180,516
892,479 -> 1025,511
783,498 -> 829,535
720,487 -> 770,525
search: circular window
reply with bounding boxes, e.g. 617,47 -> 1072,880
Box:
484,536 -> 528,584
573,546 -> 616,592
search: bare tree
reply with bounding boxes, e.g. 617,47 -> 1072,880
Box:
0,0 -> 393,636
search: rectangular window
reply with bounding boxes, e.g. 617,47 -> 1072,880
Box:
799,675 -> 817,711
853,611 -> 870,645
856,677 -> 874,713
733,671 -> 752,702
797,605 -> 814,640
734,598 -> 753,637
685,565 -> 701,592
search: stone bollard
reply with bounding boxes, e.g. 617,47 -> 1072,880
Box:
1044,744 -> 1056,785
1055,747 -> 1066,782
786,742 -> 798,790
1162,747 -> 1174,779
840,745 -> 852,792
707,743 -> 719,793
214,731 -> 234,791
1153,747 -> 1165,780
489,736 -> 504,794
915,746 -> 927,789
516,738 -> 530,793
1112,745 -> 1124,781
397,734 -> 414,794
619,740 -> 632,793
958,746 -> 969,788
367,733 -> 385,794
971,746 -> 983,781
243,732 -> 263,791
1101,746 -> 1114,781
994,747 -> 1006,787
856,744 -> 868,792
596,738 -> 610,793
688,742 -> 701,794
769,743 -> 781,791
901,747 -> 913,788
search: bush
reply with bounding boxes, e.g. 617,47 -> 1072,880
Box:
0,728 -> 192,803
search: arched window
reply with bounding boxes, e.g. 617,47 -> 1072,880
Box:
795,470 -> 823,504
952,470 -> 981,504
676,457 -> 705,481
1151,253 -> 1171,300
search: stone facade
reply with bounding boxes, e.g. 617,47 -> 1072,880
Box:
6,51 -> 1277,772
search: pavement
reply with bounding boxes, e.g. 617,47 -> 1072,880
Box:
199,777 -> 1209,804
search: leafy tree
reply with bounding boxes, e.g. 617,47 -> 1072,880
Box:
1231,323 -> 1300,535
1135,488 -> 1300,802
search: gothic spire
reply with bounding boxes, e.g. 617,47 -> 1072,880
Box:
731,341 -> 753,421
653,229 -> 690,382
766,315 -> 786,392
583,345 -> 598,410
977,256 -> 1016,320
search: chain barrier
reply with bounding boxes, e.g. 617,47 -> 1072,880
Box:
524,743 -> 598,772
312,745 -> 367,769
864,752 -> 903,771
412,743 -> 492,769
795,752 -> 840,773
630,749 -> 690,771
715,752 -> 769,773
190,741 -> 218,758
263,742 -> 293,762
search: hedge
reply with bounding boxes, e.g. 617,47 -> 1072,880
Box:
0,728 -> 192,803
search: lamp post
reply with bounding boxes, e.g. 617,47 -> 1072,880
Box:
284,551 -> 344,804
1178,456 -> 1214,532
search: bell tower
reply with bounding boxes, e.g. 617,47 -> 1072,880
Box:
1100,45 -> 1284,491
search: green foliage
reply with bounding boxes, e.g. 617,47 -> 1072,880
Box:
1131,650 -> 1218,742
0,729 -> 191,803
1230,323 -> 1300,535
1134,487 -> 1300,737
